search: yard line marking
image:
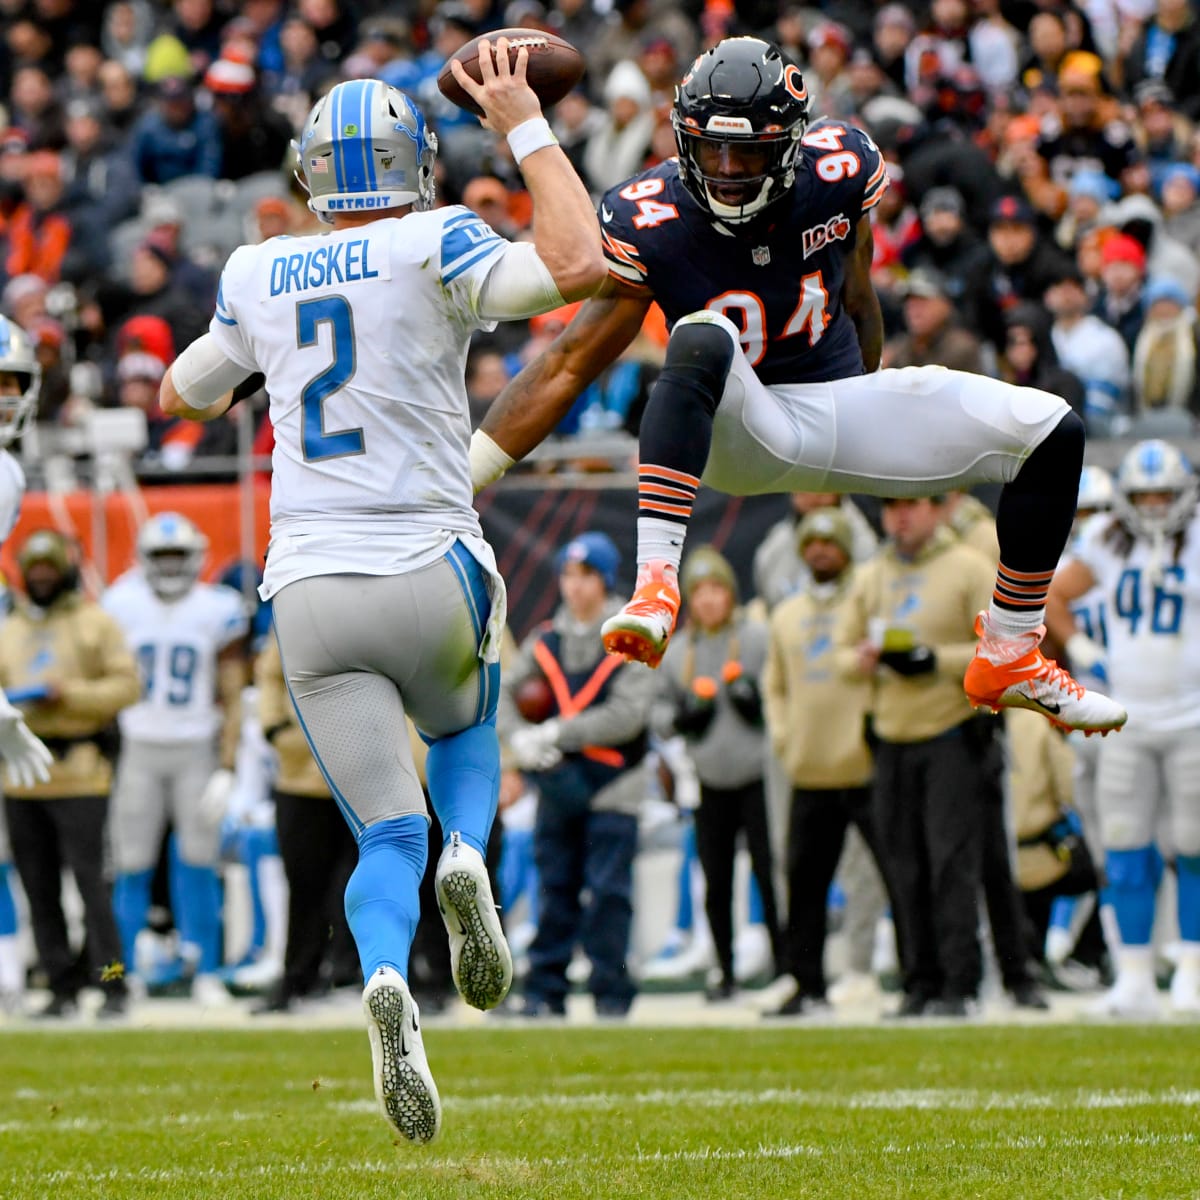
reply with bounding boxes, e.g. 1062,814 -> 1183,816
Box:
12,1130 -> 1199,1189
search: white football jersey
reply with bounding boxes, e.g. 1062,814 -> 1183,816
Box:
1069,511 -> 1200,731
0,448 -> 25,546
103,572 -> 249,743
207,209 -> 515,601
1064,526 -> 1110,695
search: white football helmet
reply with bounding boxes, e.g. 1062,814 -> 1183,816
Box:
0,316 -> 40,447
1076,465 -> 1116,514
137,512 -> 208,600
1115,439 -> 1198,538
294,79 -> 437,224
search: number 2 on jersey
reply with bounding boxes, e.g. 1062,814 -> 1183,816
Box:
296,295 -> 364,463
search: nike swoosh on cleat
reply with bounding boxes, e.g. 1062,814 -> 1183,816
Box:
601,204 -> 613,222
1026,696 -> 1062,715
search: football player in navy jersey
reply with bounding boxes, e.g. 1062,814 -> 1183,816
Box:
470,37 -> 1126,736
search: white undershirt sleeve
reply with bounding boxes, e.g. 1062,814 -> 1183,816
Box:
171,333 -> 255,410
476,242 -> 565,322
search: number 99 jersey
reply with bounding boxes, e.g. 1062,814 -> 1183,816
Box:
598,120 -> 887,386
1069,511 -> 1200,731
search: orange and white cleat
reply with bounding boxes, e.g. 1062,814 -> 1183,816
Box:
601,560 -> 681,668
963,612 -> 1127,736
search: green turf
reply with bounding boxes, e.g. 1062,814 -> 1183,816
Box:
2,1024 -> 1199,1199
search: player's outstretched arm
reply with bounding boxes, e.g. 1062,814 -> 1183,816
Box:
471,278 -> 651,489
842,216 -> 883,373
1045,559 -> 1098,645
450,38 -> 602,301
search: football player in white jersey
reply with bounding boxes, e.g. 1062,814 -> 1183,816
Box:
103,512 -> 248,1004
1044,466 -> 1116,977
0,318 -> 54,1011
1049,441 -> 1200,1016
160,48 -> 604,1143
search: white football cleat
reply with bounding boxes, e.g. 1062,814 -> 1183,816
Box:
362,966 -> 441,1144
1170,963 -> 1200,1015
435,833 -> 513,1011
1089,976 -> 1161,1020
964,613 -> 1127,735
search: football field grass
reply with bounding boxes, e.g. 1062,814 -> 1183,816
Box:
2,1023 -> 1199,1199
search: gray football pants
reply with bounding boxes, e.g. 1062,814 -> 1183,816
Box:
111,739 -> 218,872
270,545 -> 496,836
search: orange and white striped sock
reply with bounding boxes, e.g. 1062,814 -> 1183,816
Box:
987,561 -> 1057,636
636,463 -> 698,572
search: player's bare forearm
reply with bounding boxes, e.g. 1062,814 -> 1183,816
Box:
481,282 -> 649,460
520,148 -> 605,301
843,215 -> 882,373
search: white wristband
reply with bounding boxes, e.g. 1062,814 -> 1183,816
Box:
507,116 -> 558,166
470,428 -> 516,493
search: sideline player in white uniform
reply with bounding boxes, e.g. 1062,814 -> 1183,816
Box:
103,513 -> 248,1004
1049,441 -> 1200,1016
160,48 -> 604,1143
1044,466 -> 1116,975
0,319 -> 54,1011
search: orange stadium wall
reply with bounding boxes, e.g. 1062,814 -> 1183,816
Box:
0,483 -> 273,589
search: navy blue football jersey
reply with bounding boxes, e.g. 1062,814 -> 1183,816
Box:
599,120 -> 887,386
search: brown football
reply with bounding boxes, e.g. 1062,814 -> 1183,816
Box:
437,27 -> 585,118
514,675 -> 556,724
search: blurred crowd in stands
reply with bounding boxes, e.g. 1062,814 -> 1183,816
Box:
0,0 -> 1199,482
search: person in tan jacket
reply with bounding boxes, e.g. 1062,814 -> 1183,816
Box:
250,631 -> 356,1014
763,507 -> 888,1017
835,497 -> 996,1017
1007,707 -> 1103,979
0,529 -> 140,1018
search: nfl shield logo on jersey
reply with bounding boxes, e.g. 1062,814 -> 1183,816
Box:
752,246 -> 771,266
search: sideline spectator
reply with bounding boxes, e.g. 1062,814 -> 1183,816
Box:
501,533 -> 655,1019
0,530 -> 140,1019
655,545 -> 778,1002
836,497 -> 996,1018
763,508 -> 885,1017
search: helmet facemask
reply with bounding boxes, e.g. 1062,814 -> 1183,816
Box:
673,119 -> 803,224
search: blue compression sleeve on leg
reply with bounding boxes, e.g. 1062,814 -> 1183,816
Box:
175,861 -> 223,974
1176,855 -> 1200,943
1105,845 -> 1159,946
425,721 -> 501,859
112,869 -> 154,970
344,814 -> 428,982
676,818 -> 696,932
0,864 -> 16,937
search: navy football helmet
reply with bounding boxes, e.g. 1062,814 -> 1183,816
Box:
672,38 -> 809,225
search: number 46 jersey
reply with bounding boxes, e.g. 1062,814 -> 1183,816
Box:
599,120 -> 887,386
1069,512 -> 1200,731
